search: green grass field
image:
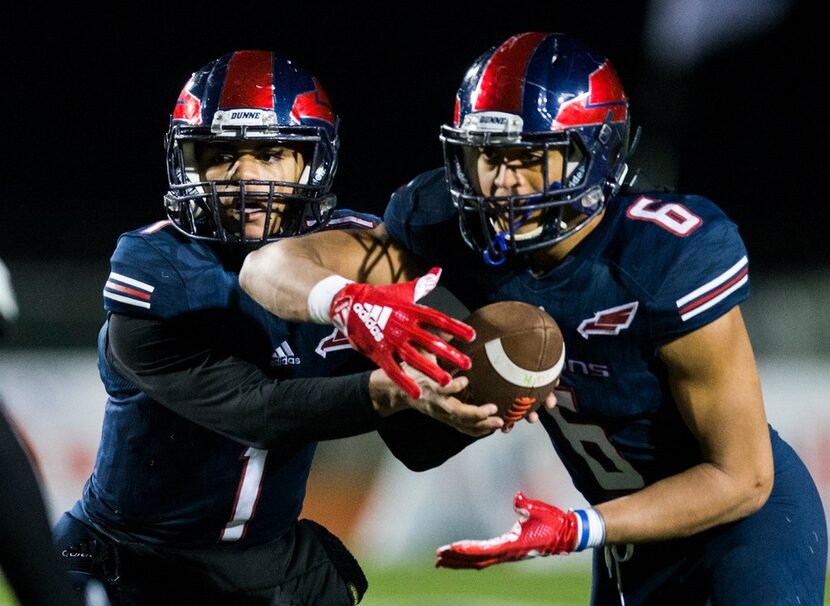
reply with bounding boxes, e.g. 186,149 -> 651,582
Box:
0,563 -> 591,606
2,563 -> 828,605
366,561 -> 830,606
362,560 -> 592,605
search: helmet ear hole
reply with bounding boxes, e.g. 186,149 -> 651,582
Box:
181,141 -> 202,186
299,164 -> 311,185
565,146 -> 584,186
461,147 -> 482,194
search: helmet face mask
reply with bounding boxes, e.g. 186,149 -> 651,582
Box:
443,128 -> 593,258
441,33 -> 632,265
164,51 -> 340,246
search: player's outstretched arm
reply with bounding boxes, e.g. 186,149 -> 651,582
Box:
241,224 -> 477,399
436,492 -> 603,569
240,224 -> 415,321
436,306 -> 774,567
106,312 -> 501,447
594,305 -> 773,543
369,368 -> 503,438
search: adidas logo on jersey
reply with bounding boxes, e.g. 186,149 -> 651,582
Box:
271,341 -> 301,366
353,303 -> 393,342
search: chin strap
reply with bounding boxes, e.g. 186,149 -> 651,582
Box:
483,234 -> 508,266
483,207 -> 540,266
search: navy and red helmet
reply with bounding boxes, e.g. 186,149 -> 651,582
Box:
164,50 -> 340,244
441,33 -> 635,264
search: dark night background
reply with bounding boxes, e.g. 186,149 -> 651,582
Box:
1,1 -> 825,273
1,6 -> 828,586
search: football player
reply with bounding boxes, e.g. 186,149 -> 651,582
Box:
239,34 -> 828,604
1,259 -> 84,606
51,50 -> 493,606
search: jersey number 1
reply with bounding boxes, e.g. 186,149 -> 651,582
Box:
220,447 -> 268,542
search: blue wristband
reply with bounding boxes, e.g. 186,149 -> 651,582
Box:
572,508 -> 606,551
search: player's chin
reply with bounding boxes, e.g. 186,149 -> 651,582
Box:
244,220 -> 281,240
219,218 -> 272,240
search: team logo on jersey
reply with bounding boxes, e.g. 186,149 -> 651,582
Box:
271,341 -> 301,366
315,327 -> 353,358
577,302 -> 639,339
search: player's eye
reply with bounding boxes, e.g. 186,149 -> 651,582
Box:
479,147 -> 501,166
260,148 -> 288,162
210,152 -> 236,165
518,153 -> 545,169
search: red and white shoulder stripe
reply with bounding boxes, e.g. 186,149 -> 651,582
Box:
103,272 -> 155,309
140,220 -> 171,235
675,256 -> 748,322
325,215 -> 377,229
305,215 -> 378,230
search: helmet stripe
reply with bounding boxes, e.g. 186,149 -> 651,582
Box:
473,32 -> 548,113
172,87 -> 202,125
290,78 -> 336,126
553,63 -> 628,127
220,50 -> 274,109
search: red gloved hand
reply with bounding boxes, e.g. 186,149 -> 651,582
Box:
435,492 -> 579,570
329,267 -> 475,399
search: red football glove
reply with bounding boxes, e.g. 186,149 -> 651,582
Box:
435,492 -> 579,570
329,267 -> 476,399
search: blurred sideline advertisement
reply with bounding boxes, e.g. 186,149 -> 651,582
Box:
1,350 -> 827,566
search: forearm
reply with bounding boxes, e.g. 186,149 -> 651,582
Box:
599,307 -> 772,544
241,225 -> 419,321
597,459 -> 771,544
118,353 -> 378,448
240,238 -> 333,321
376,409 -> 479,471
107,314 -> 379,448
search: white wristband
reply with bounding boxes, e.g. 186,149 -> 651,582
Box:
307,275 -> 354,324
571,508 -> 606,551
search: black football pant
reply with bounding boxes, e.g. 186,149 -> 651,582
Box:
53,513 -> 367,605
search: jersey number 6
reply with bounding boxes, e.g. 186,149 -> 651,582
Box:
626,197 -> 702,237
550,387 -> 645,491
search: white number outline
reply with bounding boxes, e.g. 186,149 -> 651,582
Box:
626,196 -> 702,236
550,387 -> 645,491
220,447 -> 268,542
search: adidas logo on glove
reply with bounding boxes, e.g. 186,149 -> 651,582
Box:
353,303 -> 393,342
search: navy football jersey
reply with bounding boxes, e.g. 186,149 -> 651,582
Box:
79,210 -> 378,547
384,169 -> 760,504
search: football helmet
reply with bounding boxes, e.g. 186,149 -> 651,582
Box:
164,50 -> 339,245
441,33 -> 636,264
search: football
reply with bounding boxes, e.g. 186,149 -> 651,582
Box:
451,301 -> 565,429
